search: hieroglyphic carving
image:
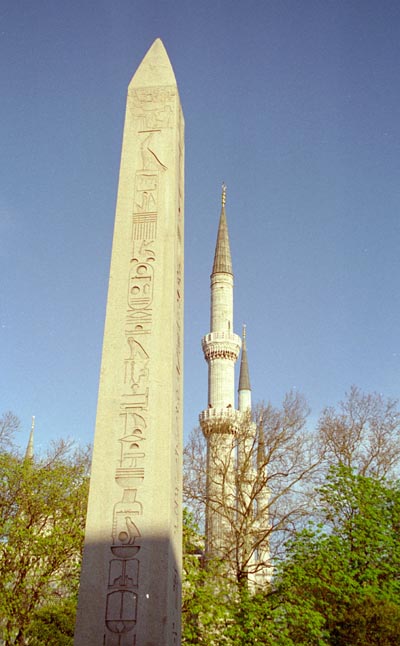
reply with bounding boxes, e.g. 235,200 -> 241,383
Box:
103,82 -> 177,643
172,251 -> 183,536
75,40 -> 184,646
109,557 -> 139,589
128,261 -> 153,310
116,412 -> 147,486
103,92 -> 165,646
129,86 -> 176,130
126,308 -> 152,336
124,338 -> 149,392
170,148 -> 184,646
134,173 -> 158,213
132,213 -> 157,241
102,72 -> 183,644
140,132 -> 167,172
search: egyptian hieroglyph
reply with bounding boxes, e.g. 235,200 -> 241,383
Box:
75,39 -> 184,646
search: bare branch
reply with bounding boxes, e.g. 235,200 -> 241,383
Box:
0,411 -> 20,451
317,386 -> 400,478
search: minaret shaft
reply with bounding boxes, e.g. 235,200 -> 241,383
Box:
210,274 -> 233,333
200,186 -> 240,558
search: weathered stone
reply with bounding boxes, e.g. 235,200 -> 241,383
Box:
75,39 -> 184,646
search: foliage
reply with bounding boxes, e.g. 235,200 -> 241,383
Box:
181,509 -> 325,646
183,457 -> 400,644
25,598 -> 76,646
275,465 -> 400,645
0,431 -> 90,646
182,508 -> 233,645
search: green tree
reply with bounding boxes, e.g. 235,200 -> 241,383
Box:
25,598 -> 77,646
0,435 -> 90,646
182,508 -> 234,645
182,389 -> 400,644
275,465 -> 400,645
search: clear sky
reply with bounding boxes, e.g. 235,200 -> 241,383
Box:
1,1 -> 399,453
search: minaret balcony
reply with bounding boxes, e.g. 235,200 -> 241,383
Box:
201,332 -> 241,362
199,406 -> 241,436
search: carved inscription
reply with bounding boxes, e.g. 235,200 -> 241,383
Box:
103,83 -> 181,645
129,86 -> 176,130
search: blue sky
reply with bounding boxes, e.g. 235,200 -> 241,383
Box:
1,1 -> 399,452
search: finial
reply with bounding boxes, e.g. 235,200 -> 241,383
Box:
221,182 -> 227,206
242,323 -> 246,341
31,415 -> 35,432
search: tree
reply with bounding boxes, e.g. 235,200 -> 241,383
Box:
182,388 -> 400,643
317,386 -> 400,478
275,465 -> 400,645
25,598 -> 77,646
182,509 -> 234,645
0,410 -> 20,451
0,435 -> 90,646
182,506 -> 327,646
184,392 -> 320,588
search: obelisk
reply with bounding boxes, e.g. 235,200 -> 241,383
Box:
75,39 -> 184,646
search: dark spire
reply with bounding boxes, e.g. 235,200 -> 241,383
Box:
238,324 -> 251,391
212,183 -> 233,276
257,419 -> 265,469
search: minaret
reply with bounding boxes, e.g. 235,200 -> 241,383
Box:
237,326 -> 258,580
238,325 -> 251,412
200,184 -> 241,558
252,419 -> 272,586
25,416 -> 35,460
236,328 -> 271,587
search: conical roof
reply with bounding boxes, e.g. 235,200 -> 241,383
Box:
212,184 -> 233,275
238,325 -> 251,391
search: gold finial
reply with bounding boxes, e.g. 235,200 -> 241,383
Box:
221,182 -> 227,206
242,323 -> 246,340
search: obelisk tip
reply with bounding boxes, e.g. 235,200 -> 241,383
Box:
129,38 -> 177,89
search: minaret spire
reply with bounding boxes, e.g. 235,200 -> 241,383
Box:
212,183 -> 233,276
25,416 -> 35,460
239,325 -> 251,390
257,416 -> 265,468
238,324 -> 252,411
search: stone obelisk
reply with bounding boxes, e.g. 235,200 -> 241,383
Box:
75,39 -> 184,646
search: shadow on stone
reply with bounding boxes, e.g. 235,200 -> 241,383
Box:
75,533 -> 181,646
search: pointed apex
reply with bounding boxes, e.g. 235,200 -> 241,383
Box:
25,416 -> 35,460
129,38 -> 177,90
238,325 -> 251,392
212,185 -> 233,276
